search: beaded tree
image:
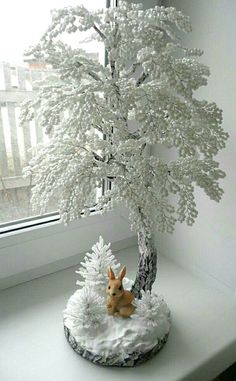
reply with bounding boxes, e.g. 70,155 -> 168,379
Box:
21,1 -> 228,298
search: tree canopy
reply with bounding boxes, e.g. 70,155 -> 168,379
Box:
21,1 -> 228,235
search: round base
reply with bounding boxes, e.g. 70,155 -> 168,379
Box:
64,325 -> 169,367
63,279 -> 171,367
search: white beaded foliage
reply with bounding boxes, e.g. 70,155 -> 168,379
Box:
20,1 -> 228,236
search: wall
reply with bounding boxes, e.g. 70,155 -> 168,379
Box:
152,0 -> 236,296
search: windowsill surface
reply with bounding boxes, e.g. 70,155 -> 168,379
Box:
1,246 -> 236,381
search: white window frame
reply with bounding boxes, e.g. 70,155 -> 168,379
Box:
0,205 -> 136,290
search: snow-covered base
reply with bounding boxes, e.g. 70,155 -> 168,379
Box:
64,325 -> 169,367
63,279 -> 171,367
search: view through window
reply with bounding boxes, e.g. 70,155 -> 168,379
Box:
0,0 -> 105,224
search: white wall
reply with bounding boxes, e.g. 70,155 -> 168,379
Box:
153,0 -> 236,296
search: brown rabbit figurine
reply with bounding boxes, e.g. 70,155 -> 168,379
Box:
106,266 -> 135,317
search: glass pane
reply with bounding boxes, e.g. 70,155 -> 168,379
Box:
0,0 -> 105,224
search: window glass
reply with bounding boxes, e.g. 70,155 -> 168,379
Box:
0,0 -> 105,224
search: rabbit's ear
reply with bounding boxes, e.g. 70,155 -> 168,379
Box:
118,266 -> 126,280
107,267 -> 115,280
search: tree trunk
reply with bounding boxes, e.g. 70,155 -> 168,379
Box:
131,231 -> 157,299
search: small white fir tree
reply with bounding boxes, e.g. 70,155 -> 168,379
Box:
76,235 -> 120,290
132,290 -> 170,329
63,287 -> 106,337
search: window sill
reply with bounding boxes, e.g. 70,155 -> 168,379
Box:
0,247 -> 235,381
0,205 -> 136,290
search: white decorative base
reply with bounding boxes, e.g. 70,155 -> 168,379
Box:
63,279 -> 171,367
64,325 -> 169,367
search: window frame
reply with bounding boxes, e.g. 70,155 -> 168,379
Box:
0,203 -> 135,290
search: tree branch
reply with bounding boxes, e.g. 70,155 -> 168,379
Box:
75,61 -> 103,83
127,62 -> 140,76
136,72 -> 149,87
93,23 -> 106,41
93,152 -> 105,162
77,145 -> 104,162
110,60 -> 116,79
